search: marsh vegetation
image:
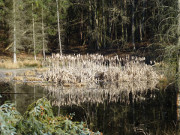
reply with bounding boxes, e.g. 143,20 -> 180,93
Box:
44,54 -> 160,86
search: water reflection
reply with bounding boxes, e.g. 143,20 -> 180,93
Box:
0,82 -> 47,114
45,83 -> 178,135
46,80 -> 158,106
52,86 -> 178,135
0,82 -> 179,134
177,92 -> 180,121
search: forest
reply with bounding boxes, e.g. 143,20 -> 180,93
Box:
0,0 -> 177,60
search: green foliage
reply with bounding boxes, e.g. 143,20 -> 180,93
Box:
0,102 -> 21,135
0,98 -> 100,135
0,0 -> 5,18
163,45 -> 179,82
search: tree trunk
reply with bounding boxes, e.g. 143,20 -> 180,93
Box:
32,2 -> 36,61
102,0 -> 106,49
42,6 -> 45,60
139,20 -> 142,42
142,0 -> 146,39
80,10 -> 83,45
139,0 -> 146,42
95,0 -> 99,50
13,0 -> 17,63
177,0 -> 180,89
121,0 -> 123,42
56,0 -> 62,55
124,0 -> 128,43
89,0 -> 92,29
132,0 -> 136,50
121,0 -> 125,48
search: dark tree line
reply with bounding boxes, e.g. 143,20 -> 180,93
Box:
0,0 -> 178,59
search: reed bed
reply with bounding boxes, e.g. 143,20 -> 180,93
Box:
44,54 -> 160,85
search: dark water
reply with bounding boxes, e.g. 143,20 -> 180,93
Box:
0,82 -> 47,114
0,82 -> 179,135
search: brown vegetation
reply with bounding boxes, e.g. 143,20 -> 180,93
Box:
0,55 -> 42,69
43,54 -> 160,87
25,71 -> 36,76
5,72 -> 13,76
26,77 -> 43,82
13,76 -> 24,81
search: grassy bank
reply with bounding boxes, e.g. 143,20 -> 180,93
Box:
0,54 -> 43,69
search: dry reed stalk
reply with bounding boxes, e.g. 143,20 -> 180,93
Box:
4,77 -> 11,82
5,72 -> 13,76
25,71 -> 36,76
26,77 -> 43,82
44,54 -> 160,86
35,68 -> 48,72
13,76 -> 24,81
22,60 -> 41,67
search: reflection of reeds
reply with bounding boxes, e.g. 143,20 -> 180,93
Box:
45,80 -> 158,106
44,54 -> 160,85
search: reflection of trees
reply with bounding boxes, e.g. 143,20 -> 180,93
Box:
0,82 -> 12,105
0,82 -> 47,114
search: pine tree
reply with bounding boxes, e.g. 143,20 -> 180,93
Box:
5,0 -> 25,63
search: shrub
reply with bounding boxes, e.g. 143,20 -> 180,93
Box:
0,98 -> 100,135
0,102 -> 21,135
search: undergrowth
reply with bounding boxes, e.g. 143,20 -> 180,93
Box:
0,98 -> 100,135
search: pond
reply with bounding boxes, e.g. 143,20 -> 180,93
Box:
0,82 -> 179,135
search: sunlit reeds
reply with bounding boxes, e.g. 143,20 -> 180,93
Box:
44,54 -> 160,86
